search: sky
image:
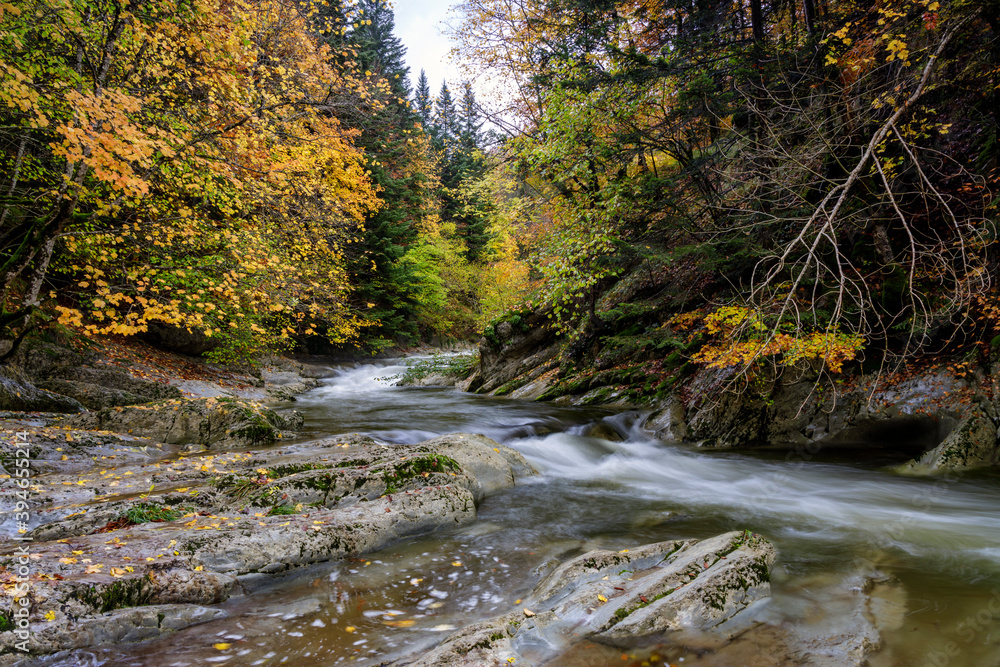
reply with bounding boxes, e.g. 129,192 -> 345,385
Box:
393,0 -> 464,95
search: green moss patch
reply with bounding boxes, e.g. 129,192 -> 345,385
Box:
72,575 -> 154,613
382,454 -> 460,494
94,502 -> 188,533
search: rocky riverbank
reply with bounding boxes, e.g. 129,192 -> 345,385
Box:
0,420 -> 533,662
0,336 -> 946,665
452,307 -> 1000,475
0,335 -> 341,414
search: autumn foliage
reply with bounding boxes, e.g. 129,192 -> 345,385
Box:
1,0 -> 381,358
453,0 -> 1000,375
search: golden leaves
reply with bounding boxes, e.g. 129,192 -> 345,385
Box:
15,0 -> 382,355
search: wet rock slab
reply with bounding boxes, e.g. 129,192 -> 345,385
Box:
0,432 -> 534,662
393,530 -> 776,666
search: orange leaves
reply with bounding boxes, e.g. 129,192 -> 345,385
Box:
693,331 -> 864,373
25,0 -> 385,358
679,307 -> 865,374
51,89 -> 159,197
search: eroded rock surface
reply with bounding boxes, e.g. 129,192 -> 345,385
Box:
59,396 -> 302,449
899,404 -> 1000,473
394,531 -> 775,666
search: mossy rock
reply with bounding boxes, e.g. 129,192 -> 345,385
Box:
60,397 -> 299,447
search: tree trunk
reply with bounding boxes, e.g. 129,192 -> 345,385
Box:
751,0 -> 764,46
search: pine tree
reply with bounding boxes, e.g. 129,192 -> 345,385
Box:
459,81 -> 481,152
415,69 -> 433,127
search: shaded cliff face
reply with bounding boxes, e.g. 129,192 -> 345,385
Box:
465,309 -> 561,397
466,264 -> 1000,473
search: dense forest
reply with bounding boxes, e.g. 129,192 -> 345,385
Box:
1,0 -> 999,376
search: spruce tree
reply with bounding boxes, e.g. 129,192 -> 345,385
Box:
415,69 -> 433,128
336,0 -> 429,346
352,0 -> 410,94
435,81 -> 458,151
459,81 -> 481,152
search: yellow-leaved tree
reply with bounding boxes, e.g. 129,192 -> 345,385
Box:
0,0 -> 381,359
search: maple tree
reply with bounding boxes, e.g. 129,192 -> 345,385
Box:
0,0 -> 380,359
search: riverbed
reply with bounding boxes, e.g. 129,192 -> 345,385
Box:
31,360 -> 1000,666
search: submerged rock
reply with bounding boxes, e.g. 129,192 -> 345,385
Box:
394,530 -> 775,666
780,570 -> 907,667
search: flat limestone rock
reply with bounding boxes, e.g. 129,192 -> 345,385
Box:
0,432 -> 535,661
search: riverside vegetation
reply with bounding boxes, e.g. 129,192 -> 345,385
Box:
4,0 -> 1000,664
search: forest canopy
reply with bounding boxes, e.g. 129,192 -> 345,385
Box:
452,0 -> 1000,373
1,0 -> 998,373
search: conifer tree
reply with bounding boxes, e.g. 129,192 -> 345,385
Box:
352,0 -> 410,94
415,69 -> 433,127
459,81 -> 481,152
334,0 -> 430,347
435,81 -> 458,150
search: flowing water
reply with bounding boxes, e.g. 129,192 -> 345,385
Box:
33,360 -> 1000,667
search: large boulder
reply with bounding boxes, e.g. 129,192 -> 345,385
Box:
0,373 -> 85,413
467,310 -> 561,395
411,433 -> 535,502
60,397 -> 301,448
35,378 -> 151,410
395,531 -> 776,666
0,432 -> 535,661
6,340 -> 182,410
899,404 -> 1000,474
640,364 -> 1000,475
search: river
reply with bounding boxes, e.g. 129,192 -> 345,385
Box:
34,359 -> 1000,666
